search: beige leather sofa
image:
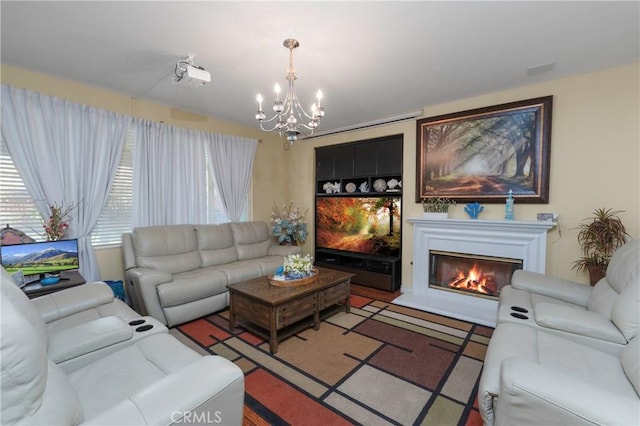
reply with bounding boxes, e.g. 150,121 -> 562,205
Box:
122,221 -> 302,326
479,240 -> 640,425
1,267 -> 245,425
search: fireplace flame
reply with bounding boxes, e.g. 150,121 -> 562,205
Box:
449,264 -> 494,295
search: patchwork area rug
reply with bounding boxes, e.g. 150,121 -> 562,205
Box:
170,294 -> 493,425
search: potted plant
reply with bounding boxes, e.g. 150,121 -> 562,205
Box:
572,208 -> 629,285
422,197 -> 456,218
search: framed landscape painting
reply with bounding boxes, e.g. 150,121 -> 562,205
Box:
416,96 -> 553,203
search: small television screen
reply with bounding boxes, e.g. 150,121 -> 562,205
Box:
1,239 -> 79,277
316,196 -> 401,257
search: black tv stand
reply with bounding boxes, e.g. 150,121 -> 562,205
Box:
315,249 -> 400,292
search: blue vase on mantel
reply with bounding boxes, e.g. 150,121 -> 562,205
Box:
464,202 -> 484,219
505,190 -> 515,220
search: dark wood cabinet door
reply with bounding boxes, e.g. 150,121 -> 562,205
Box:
316,148 -> 334,179
376,138 -> 403,174
354,143 -> 377,176
333,145 -> 354,178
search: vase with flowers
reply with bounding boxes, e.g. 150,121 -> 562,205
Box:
42,201 -> 76,241
269,254 -> 318,286
271,201 -> 308,245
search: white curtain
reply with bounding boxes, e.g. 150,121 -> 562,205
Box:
132,119 -> 208,226
205,134 -> 257,222
0,85 -> 130,281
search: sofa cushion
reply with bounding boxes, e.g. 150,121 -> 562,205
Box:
217,260 -> 264,283
68,333 -> 202,419
230,222 -> 272,260
255,255 -> 291,276
196,223 -> 238,267
133,225 -> 201,274
156,268 -> 229,308
587,279 -> 618,317
621,337 -> 640,396
1,297 -> 83,425
479,323 -> 637,425
609,241 -> 640,341
1,268 -> 48,346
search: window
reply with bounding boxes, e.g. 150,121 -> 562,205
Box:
0,138 -> 42,239
1,134 -> 253,246
90,129 -> 134,246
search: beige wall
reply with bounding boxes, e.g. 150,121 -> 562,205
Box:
2,63 -> 638,287
286,63 -> 640,289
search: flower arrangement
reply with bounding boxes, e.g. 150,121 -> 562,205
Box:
282,254 -> 315,279
42,201 -> 76,241
271,201 -> 308,244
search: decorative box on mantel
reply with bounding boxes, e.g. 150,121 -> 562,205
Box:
394,217 -> 556,327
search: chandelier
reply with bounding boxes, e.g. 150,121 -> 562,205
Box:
255,39 -> 325,145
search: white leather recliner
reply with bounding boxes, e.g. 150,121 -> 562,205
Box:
1,271 -> 245,424
478,323 -> 640,426
479,239 -> 640,425
497,239 -> 639,355
1,266 -> 168,372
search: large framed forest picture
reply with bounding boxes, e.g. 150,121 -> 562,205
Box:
416,96 -> 553,203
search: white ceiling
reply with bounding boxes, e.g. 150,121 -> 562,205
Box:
2,1 -> 638,134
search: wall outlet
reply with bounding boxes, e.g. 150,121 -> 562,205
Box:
537,212 -> 558,222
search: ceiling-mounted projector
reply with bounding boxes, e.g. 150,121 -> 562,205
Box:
173,56 -> 210,86
184,65 -> 211,84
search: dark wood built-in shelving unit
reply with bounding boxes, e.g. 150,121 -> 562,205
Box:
315,135 -> 403,292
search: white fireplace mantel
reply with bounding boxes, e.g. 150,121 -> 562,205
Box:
393,217 -> 556,326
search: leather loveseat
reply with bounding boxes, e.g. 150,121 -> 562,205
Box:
122,221 -> 301,326
1,267 -> 245,425
478,240 -> 640,425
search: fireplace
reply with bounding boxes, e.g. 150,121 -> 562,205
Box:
429,251 -> 523,299
394,218 -> 556,326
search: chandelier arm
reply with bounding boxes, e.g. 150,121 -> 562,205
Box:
259,121 -> 285,133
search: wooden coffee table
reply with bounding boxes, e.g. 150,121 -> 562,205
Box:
227,267 -> 353,354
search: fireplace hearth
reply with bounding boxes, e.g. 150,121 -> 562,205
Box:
394,218 -> 556,326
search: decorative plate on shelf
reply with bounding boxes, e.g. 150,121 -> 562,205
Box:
345,182 -> 357,193
373,178 -> 387,192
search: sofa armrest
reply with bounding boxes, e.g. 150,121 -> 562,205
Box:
31,282 -> 115,323
125,268 -> 172,324
496,358 -> 640,426
511,270 -> 591,307
267,244 -> 303,256
534,302 -> 627,344
83,356 -> 245,426
48,316 -> 133,363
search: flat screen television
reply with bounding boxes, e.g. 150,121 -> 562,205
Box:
1,239 -> 79,278
316,196 -> 401,257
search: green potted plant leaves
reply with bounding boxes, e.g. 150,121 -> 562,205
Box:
572,208 -> 629,285
422,197 -> 456,218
